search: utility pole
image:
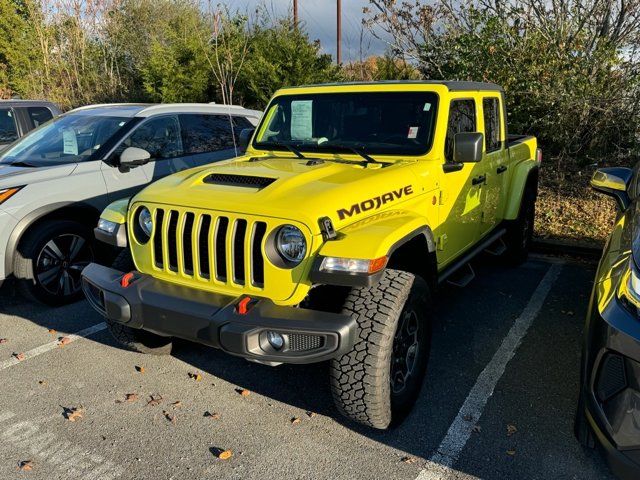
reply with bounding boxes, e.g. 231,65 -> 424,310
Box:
336,0 -> 342,64
293,0 -> 298,29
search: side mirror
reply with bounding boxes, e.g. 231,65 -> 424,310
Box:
591,167 -> 632,210
119,147 -> 151,169
453,132 -> 483,163
238,128 -> 255,151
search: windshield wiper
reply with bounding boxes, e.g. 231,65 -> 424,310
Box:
5,160 -> 38,168
258,141 -> 306,159
315,144 -> 386,166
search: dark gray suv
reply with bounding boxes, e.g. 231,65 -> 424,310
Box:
0,100 -> 61,152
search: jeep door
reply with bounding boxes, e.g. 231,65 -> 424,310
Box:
478,95 -> 508,236
438,97 -> 484,264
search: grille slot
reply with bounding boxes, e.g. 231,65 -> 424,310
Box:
596,353 -> 627,402
203,173 -> 276,189
149,207 -> 268,290
288,334 -> 324,352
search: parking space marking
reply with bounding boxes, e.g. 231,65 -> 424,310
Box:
416,263 -> 563,480
0,322 -> 106,371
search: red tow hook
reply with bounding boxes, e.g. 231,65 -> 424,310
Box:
236,296 -> 253,315
120,272 -> 136,288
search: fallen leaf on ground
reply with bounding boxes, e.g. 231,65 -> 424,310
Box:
506,450 -> 516,456
507,424 -> 518,436
48,329 -> 56,335
216,449 -> 233,460
146,394 -> 163,406
305,411 -> 316,418
116,393 -> 138,404
64,406 -> 84,422
472,425 -> 481,433
135,366 -> 145,374
290,417 -> 301,425
17,460 -> 33,471
566,311 -> 574,316
38,380 -> 46,386
13,353 -> 25,361
236,388 -> 250,397
188,372 -> 202,382
162,410 -> 176,424
463,414 -> 474,422
204,411 -> 220,420
0,338 -> 8,344
401,456 -> 418,464
170,401 -> 182,408
58,336 -> 71,347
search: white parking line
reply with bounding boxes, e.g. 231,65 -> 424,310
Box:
0,322 -> 107,371
416,262 -> 563,480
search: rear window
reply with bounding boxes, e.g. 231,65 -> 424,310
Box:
0,109 -> 18,144
179,114 -> 237,154
28,106 -> 54,128
445,99 -> 477,162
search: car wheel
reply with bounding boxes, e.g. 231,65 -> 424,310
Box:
504,185 -> 536,265
14,220 -> 95,306
330,269 -> 432,429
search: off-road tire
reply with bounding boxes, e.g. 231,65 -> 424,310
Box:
574,390 -> 596,449
14,220 -> 95,306
504,185 -> 536,265
330,269 -> 431,429
104,249 -> 173,355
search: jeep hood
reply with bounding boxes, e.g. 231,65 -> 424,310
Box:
133,156 -> 432,233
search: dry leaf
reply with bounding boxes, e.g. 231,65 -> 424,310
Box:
0,338 -> 8,344
58,336 -> 71,347
147,394 -> 163,406
17,460 -> 33,471
566,311 -> 574,316
162,410 -> 176,424
170,401 -> 182,408
217,449 -> 233,460
48,329 -> 56,335
507,424 -> 518,436
13,353 -> 25,361
506,450 -> 516,456
290,417 -> 301,425
463,414 -> 474,422
305,411 -> 316,418
188,372 -> 202,382
116,393 -> 138,404
401,456 -> 418,464
64,406 -> 84,422
38,380 -> 46,386
135,366 -> 145,374
472,425 -> 481,433
204,411 -> 220,420
236,388 -> 250,397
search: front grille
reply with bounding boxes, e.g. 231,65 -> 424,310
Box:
152,208 -> 267,288
288,334 -> 324,352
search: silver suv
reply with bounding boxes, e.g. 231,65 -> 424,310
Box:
0,103 -> 260,305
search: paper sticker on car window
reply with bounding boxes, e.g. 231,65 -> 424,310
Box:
408,126 -> 419,139
62,128 -> 78,155
290,100 -> 313,140
423,103 -> 432,111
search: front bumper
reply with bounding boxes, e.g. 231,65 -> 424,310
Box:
80,263 -> 357,364
579,289 -> 640,479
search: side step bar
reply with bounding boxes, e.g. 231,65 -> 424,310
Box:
446,263 -> 475,287
438,227 -> 507,285
484,237 -> 507,256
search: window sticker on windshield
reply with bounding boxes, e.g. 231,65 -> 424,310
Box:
408,126 -> 419,139
62,128 -> 78,155
290,100 -> 313,140
423,103 -> 431,111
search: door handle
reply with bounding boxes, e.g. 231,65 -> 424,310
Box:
497,165 -> 507,174
472,174 -> 486,186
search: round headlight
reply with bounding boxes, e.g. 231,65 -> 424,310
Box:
276,225 -> 306,264
138,207 -> 153,238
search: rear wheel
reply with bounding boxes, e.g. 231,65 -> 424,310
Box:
504,185 -> 536,265
330,269 -> 431,429
14,220 -> 94,306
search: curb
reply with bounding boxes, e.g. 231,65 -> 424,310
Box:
531,238 -> 603,259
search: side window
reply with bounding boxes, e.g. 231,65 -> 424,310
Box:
0,108 -> 19,144
180,114 -> 235,154
445,99 -> 476,162
27,107 -> 54,128
233,115 -> 254,131
122,116 -> 183,160
483,98 -> 501,153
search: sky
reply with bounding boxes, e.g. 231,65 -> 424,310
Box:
224,0 -> 389,61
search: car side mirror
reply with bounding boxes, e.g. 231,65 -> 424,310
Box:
119,147 -> 151,170
591,167 -> 632,210
453,132 -> 483,163
239,128 -> 255,151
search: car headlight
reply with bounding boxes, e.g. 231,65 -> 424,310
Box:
0,186 -> 23,205
621,259 -> 640,309
275,225 -> 306,264
97,218 -> 118,234
133,206 -> 152,244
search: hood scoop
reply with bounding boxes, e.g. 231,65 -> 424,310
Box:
202,173 -> 277,189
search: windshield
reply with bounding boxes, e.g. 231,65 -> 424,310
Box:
0,114 -> 132,167
253,91 -> 439,156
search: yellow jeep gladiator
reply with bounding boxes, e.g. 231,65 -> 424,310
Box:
81,81 -> 540,429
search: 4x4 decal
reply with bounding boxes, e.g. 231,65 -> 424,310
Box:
337,185 -> 414,220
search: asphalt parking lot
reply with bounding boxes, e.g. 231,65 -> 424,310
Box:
0,254 -> 616,480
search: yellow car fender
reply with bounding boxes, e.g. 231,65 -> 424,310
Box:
504,160 -> 539,220
100,198 -> 129,225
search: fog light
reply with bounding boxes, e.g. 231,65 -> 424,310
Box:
266,331 -> 284,350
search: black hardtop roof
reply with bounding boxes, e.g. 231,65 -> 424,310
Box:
289,80 -> 503,92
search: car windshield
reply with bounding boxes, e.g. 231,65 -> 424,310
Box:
0,113 -> 132,167
253,91 -> 439,156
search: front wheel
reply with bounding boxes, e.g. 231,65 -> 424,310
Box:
330,269 -> 432,429
14,220 -> 95,306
